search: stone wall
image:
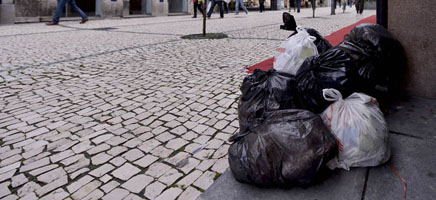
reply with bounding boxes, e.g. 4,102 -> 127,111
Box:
39,0 -> 57,17
15,0 -> 41,17
388,0 -> 436,98
102,0 -> 123,17
152,0 -> 168,16
0,0 -> 16,24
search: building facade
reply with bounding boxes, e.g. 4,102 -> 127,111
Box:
0,0 -> 192,24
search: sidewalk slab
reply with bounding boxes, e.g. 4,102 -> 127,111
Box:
387,96 -> 436,140
198,168 -> 367,200
364,134 -> 436,200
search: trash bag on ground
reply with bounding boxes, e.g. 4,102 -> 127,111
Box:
238,69 -> 301,133
306,28 -> 333,54
320,88 -> 391,170
344,23 -> 406,99
273,27 -> 318,75
295,47 -> 360,113
229,109 -> 338,186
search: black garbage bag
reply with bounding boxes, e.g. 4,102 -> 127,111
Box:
306,28 -> 333,54
228,109 -> 338,187
335,41 -> 377,85
344,23 -> 406,97
295,47 -> 360,113
238,69 -> 301,133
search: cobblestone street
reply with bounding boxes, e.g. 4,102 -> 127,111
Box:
0,7 -> 375,200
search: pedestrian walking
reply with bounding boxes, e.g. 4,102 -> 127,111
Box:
296,0 -> 301,13
223,0 -> 230,14
259,0 -> 265,12
355,0 -> 364,14
207,0 -> 225,18
235,0 -> 248,15
289,0 -> 295,12
46,0 -> 88,25
192,0 -> 204,18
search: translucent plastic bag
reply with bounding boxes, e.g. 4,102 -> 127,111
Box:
273,27 -> 318,75
320,89 -> 390,170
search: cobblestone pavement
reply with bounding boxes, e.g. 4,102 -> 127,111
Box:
0,7 -> 375,200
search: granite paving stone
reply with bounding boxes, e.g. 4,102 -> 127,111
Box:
178,186 -> 202,200
144,181 -> 166,200
121,174 -> 154,193
111,163 -> 141,180
89,164 -> 115,178
71,180 -> 102,200
102,188 -> 130,200
81,189 -> 104,200
37,167 -> 67,184
155,187 -> 183,200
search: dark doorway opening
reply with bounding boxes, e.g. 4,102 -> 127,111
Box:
130,0 -> 143,14
129,0 -> 151,15
62,0 -> 96,17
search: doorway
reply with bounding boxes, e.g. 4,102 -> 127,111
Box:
62,0 -> 96,17
130,0 -> 152,15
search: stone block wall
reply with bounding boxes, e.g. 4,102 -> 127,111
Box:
152,0 -> 168,16
102,0 -> 123,17
15,0 -> 41,17
388,0 -> 436,98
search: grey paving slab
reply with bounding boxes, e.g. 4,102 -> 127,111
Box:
387,96 -> 436,140
198,168 -> 367,200
364,134 -> 436,200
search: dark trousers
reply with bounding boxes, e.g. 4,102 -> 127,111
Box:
296,0 -> 301,12
207,0 -> 224,18
355,0 -> 364,14
193,1 -> 204,17
223,2 -> 228,13
53,0 -> 88,23
260,2 -> 265,12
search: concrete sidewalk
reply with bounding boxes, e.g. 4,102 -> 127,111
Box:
199,96 -> 436,200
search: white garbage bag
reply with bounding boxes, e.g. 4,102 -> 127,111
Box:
321,88 -> 391,170
273,27 -> 318,75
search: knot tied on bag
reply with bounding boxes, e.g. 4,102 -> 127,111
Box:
322,88 -> 343,102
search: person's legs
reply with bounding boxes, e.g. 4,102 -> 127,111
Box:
198,2 -> 204,15
223,2 -> 228,13
260,2 -> 264,12
193,1 -> 198,17
53,0 -> 69,23
359,0 -> 364,13
296,0 -> 301,13
355,0 -> 359,13
69,0 -> 88,20
217,1 -> 224,18
207,0 -> 216,17
235,0 -> 240,14
239,0 -> 248,14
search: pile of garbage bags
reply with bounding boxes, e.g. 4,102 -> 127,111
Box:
228,14 -> 405,187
